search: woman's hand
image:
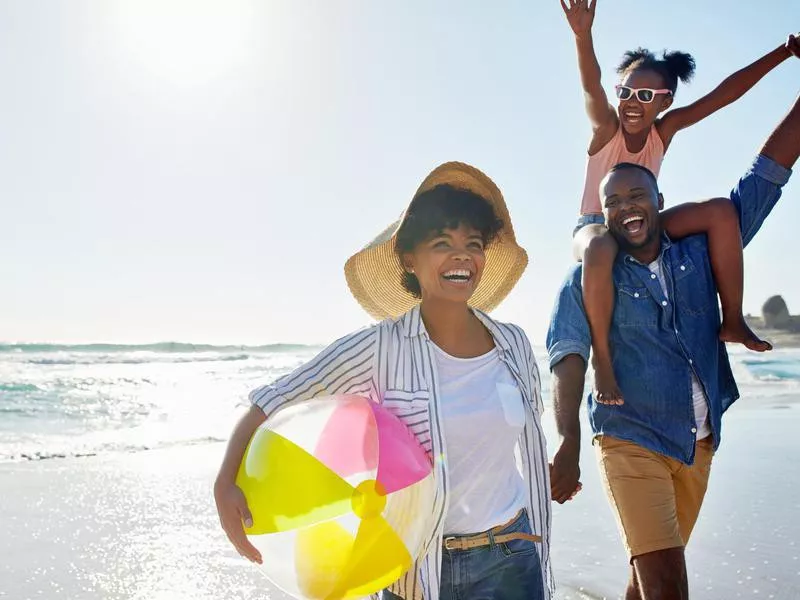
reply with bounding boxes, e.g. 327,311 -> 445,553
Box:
560,0 -> 597,38
214,405 -> 267,563
214,479 -> 263,564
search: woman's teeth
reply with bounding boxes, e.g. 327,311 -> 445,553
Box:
442,269 -> 471,281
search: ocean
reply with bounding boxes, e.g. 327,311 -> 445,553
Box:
2,342 -> 799,600
1,342 -> 799,463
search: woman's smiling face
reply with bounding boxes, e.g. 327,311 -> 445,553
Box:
402,223 -> 487,306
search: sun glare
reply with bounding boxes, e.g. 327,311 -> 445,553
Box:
110,0 -> 259,86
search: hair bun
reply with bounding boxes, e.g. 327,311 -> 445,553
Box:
662,50 -> 696,84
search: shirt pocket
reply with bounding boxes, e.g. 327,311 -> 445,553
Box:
381,389 -> 431,454
615,285 -> 658,328
496,381 -> 526,429
673,256 -> 713,317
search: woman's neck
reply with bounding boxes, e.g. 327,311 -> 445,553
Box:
419,300 -> 494,358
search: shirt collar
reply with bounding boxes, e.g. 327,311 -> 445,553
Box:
621,232 -> 673,266
399,305 -> 513,353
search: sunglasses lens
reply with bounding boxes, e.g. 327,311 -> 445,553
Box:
637,90 -> 654,103
616,87 -> 632,100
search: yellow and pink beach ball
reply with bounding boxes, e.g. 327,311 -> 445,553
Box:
236,394 -> 435,600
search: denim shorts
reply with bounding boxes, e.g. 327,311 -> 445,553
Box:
382,509 -> 544,600
572,213 -> 606,237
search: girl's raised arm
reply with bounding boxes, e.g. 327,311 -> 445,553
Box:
658,33 -> 799,148
561,0 -> 617,145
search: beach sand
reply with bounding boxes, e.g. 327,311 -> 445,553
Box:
2,399 -> 799,600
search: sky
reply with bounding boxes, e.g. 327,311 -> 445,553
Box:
1,0 -> 799,345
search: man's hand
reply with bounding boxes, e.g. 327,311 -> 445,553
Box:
560,0 -> 597,38
786,33 -> 800,59
551,437 -> 582,503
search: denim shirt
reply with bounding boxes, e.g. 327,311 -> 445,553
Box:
547,155 -> 792,464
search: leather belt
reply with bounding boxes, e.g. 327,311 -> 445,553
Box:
442,510 -> 542,551
443,531 -> 542,551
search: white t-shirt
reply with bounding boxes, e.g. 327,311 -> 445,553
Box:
433,344 -> 527,535
647,259 -> 711,439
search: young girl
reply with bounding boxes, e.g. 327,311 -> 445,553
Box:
561,0 -> 799,403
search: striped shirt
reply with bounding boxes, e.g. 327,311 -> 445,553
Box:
249,305 -> 553,600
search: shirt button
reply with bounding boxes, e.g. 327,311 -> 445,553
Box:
680,265 -> 686,271
691,427 -> 697,434
651,273 -> 657,279
661,300 -> 668,306
689,359 -> 693,365
634,292 -> 640,298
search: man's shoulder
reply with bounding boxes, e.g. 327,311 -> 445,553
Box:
561,263 -> 583,287
667,234 -> 712,267
670,232 -> 709,251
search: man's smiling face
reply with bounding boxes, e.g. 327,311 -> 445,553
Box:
601,165 -> 664,255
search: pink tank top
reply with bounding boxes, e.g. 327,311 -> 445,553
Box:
579,125 -> 665,215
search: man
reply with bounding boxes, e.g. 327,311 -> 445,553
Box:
546,93 -> 799,600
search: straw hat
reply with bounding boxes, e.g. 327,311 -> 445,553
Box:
344,161 -> 528,321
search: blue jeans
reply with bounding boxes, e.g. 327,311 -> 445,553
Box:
382,510 -> 544,600
572,212 -> 605,237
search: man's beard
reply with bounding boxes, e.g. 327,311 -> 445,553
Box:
611,223 -> 660,254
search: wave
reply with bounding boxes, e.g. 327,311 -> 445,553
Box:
24,353 -> 253,366
0,383 -> 41,393
0,436 -> 226,463
739,357 -> 800,381
0,342 -> 320,354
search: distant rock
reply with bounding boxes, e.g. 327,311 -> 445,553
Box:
744,295 -> 800,347
762,295 -> 791,329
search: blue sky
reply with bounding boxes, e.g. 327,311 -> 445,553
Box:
1,0 -> 798,345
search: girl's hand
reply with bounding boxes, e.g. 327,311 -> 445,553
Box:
214,480 -> 263,564
786,33 -> 800,59
560,0 -> 597,38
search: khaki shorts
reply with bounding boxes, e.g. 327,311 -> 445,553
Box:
595,435 -> 714,560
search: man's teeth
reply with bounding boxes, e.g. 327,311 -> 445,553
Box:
443,269 -> 471,280
622,215 -> 645,233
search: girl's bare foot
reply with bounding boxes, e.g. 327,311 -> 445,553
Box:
592,355 -> 624,405
719,316 -> 772,352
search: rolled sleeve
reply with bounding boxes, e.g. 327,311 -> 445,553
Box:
248,326 -> 378,419
546,266 -> 592,371
733,154 -> 793,247
248,384 -> 284,413
548,338 -> 590,371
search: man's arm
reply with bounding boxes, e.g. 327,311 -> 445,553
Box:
550,354 -> 588,504
760,92 -> 800,171
733,93 -> 799,247
546,266 -> 592,503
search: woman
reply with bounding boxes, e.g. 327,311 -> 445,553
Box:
214,162 -> 560,600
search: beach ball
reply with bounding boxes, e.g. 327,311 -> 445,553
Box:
236,394 -> 435,600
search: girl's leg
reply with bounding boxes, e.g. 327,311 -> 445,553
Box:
573,223 -> 624,405
662,199 -> 771,352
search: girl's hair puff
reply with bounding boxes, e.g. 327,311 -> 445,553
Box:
616,47 -> 696,94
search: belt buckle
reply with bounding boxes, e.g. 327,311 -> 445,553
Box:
443,536 -> 457,551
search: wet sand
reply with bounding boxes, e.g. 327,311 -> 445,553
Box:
1,401 -> 798,600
